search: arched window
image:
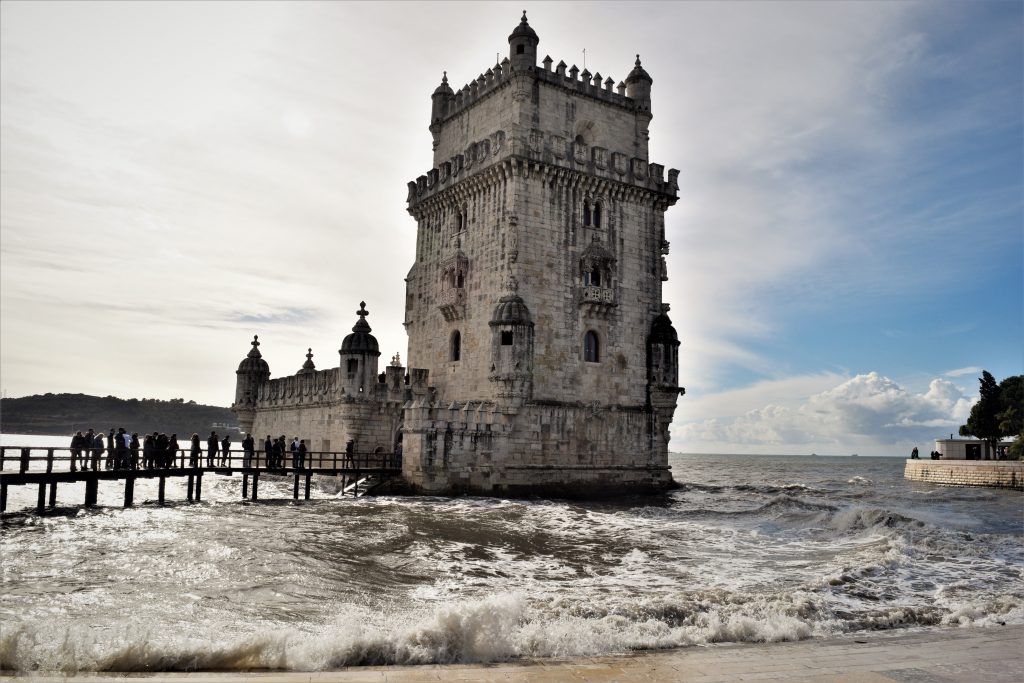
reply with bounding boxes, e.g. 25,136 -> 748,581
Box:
593,203 -> 602,228
584,269 -> 601,287
583,203 -> 591,227
455,270 -> 464,288
450,330 -> 461,362
584,331 -> 600,363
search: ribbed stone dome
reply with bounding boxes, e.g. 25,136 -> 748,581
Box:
508,10 -> 538,43
237,335 -> 270,374
648,313 -> 678,344
490,293 -> 532,326
433,72 -> 454,97
625,55 -> 653,85
340,302 -> 381,356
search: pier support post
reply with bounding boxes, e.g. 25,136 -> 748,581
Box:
85,478 -> 98,507
242,474 -> 248,500
293,473 -> 300,500
48,482 -> 57,508
1,482 -> 7,512
37,483 -> 46,514
158,476 -> 166,505
251,472 -> 259,501
187,474 -> 194,502
20,448 -> 30,474
124,477 -> 134,507
304,473 -> 311,500
195,473 -> 203,502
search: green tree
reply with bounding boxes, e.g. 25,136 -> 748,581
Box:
997,375 -> 1023,459
959,371 -> 1003,457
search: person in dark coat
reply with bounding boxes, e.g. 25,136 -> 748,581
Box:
168,434 -> 179,468
143,434 -> 155,469
115,428 -> 129,469
207,432 -> 219,467
130,433 -> 140,470
241,433 -> 255,468
345,439 -> 355,468
297,439 -> 307,470
263,435 -> 273,469
220,434 -> 231,467
91,432 -> 104,471
189,433 -> 201,467
155,433 -> 169,469
70,431 -> 84,472
82,429 -> 95,470
106,429 -> 116,469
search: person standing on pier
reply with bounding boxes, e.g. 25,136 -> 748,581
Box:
263,435 -> 273,468
70,431 -> 84,472
143,434 -> 155,469
91,431 -> 105,471
297,439 -> 307,469
207,431 -> 219,467
130,433 -> 140,470
115,428 -> 129,469
242,433 -> 255,468
290,436 -> 300,468
106,429 -> 116,469
155,433 -> 169,469
189,433 -> 201,467
220,434 -> 231,467
83,429 -> 96,470
168,434 -> 180,468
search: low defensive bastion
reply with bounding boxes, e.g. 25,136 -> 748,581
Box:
904,459 -> 1023,490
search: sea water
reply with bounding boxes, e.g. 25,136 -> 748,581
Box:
1,433 -> 1021,672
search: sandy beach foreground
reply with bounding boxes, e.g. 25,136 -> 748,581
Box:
5,625 -> 1022,683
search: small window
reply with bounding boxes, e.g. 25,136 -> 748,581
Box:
583,270 -> 601,287
593,203 -> 601,228
584,331 -> 600,363
583,203 -> 591,227
346,358 -> 358,377
501,331 -> 514,346
456,271 -> 464,288
450,330 -> 461,362
516,44 -> 525,55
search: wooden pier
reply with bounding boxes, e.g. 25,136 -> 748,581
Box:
0,446 -> 401,514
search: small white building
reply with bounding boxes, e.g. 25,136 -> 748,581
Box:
933,438 -> 1012,460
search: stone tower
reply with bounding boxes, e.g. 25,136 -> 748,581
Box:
402,12 -> 683,496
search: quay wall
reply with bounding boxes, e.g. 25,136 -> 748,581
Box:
903,459 -> 1023,490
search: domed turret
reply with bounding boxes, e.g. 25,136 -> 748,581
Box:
431,71 -> 454,125
297,348 -> 316,375
235,335 -> 270,409
341,302 -> 380,356
489,277 -> 535,401
339,302 -> 380,395
625,54 -> 653,112
508,10 -> 539,70
646,310 -> 680,389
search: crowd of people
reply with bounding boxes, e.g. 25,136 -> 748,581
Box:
65,431 -> 383,471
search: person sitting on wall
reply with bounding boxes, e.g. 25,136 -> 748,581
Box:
931,450 -> 941,460
911,447 -> 919,459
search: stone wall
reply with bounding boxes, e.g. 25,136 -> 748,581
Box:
903,459 -> 1023,490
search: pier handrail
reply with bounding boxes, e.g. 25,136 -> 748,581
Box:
0,445 -> 401,474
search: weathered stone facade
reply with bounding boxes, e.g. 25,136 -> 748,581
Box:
232,13 -> 684,497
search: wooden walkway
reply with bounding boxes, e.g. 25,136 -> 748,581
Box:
0,446 -> 402,514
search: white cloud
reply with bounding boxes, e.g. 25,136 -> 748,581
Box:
943,366 -> 983,378
672,372 -> 976,456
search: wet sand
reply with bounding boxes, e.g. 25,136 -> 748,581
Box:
5,624 -> 1022,682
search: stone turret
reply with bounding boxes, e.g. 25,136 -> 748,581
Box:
508,10 -> 538,70
339,302 -> 381,396
234,335 -> 271,434
625,54 -> 653,113
297,348 -> 316,375
488,277 -> 535,402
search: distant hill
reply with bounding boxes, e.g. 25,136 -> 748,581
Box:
0,393 -> 240,437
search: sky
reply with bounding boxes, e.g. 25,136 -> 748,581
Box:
1,1 -> 1021,457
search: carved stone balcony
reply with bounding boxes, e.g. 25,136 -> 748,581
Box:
438,287 -> 466,321
578,285 -> 616,317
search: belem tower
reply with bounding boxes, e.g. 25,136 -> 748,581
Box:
232,13 -> 684,497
